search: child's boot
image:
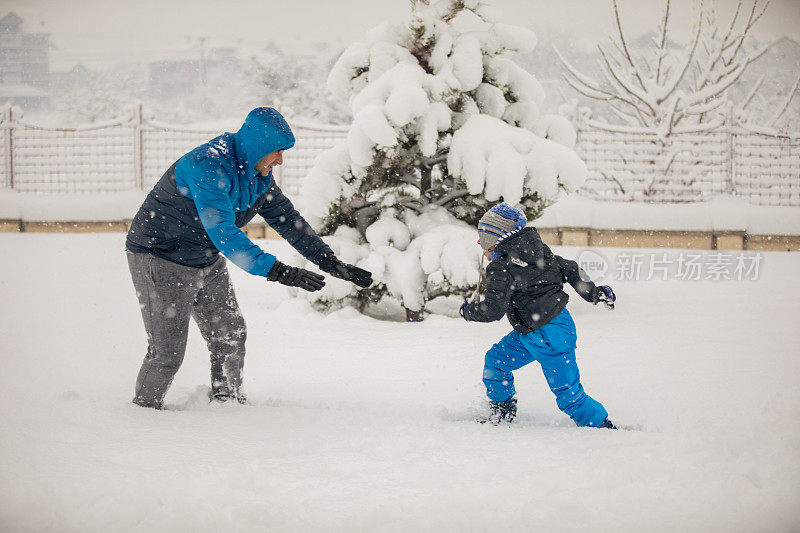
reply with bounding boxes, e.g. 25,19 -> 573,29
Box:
599,418 -> 617,429
479,397 -> 517,425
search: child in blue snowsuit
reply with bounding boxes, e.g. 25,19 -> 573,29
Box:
460,203 -> 617,428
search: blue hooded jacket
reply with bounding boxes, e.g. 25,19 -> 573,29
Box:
126,107 -> 332,275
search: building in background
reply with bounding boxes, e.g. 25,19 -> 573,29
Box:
148,39 -> 239,101
50,63 -> 91,93
0,11 -> 50,109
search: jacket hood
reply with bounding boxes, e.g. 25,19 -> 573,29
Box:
494,227 -> 545,268
234,107 -> 295,181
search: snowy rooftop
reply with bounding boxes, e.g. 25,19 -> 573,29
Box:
0,10 -> 49,34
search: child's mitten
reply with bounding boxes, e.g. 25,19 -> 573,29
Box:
459,299 -> 469,319
595,285 -> 616,310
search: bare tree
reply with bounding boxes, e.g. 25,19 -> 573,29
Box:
767,73 -> 800,129
242,51 -> 351,125
51,68 -> 147,124
555,0 -> 769,134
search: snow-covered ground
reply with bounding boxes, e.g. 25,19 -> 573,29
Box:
1,234 -> 799,532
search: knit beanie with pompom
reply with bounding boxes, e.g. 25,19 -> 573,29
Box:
477,202 -> 527,251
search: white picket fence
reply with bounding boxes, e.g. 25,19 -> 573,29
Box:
572,108 -> 800,206
1,104 -> 798,206
0,104 -> 348,197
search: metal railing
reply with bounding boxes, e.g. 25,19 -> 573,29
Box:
569,106 -> 800,206
0,104 -> 349,197
1,103 -> 798,206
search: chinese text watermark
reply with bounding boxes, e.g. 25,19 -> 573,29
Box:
578,250 -> 763,282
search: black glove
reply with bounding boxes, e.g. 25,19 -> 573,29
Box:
268,261 -> 325,292
318,254 -> 373,288
594,285 -> 616,310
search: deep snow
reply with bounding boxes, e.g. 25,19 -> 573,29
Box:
1,234 -> 799,532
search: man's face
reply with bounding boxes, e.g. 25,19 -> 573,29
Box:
254,150 -> 284,176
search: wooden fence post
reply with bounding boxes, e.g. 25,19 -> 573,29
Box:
3,105 -> 14,189
727,104 -> 736,195
133,103 -> 144,190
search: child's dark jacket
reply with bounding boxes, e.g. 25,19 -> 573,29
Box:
462,227 -> 600,333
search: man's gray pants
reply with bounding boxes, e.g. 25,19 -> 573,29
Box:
127,252 -> 247,408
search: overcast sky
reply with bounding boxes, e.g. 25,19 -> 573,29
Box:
5,0 -> 799,70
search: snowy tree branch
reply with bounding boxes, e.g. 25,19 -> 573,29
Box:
727,0 -> 769,62
597,46 -> 657,119
741,74 -> 765,109
769,73 -> 800,127
612,0 -> 648,92
433,189 -> 470,206
658,14 -> 702,105
654,0 -> 671,86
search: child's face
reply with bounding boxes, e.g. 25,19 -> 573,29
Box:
477,237 -> 493,261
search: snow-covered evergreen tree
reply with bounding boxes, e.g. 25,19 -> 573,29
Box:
298,0 -> 587,320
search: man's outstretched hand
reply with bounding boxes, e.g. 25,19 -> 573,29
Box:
318,254 -> 373,288
268,261 -> 326,292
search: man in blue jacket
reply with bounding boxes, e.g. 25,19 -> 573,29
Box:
126,107 -> 371,409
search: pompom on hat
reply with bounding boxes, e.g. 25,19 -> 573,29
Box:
477,202 -> 527,251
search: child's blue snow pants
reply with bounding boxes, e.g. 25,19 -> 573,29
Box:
482,309 -> 608,427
